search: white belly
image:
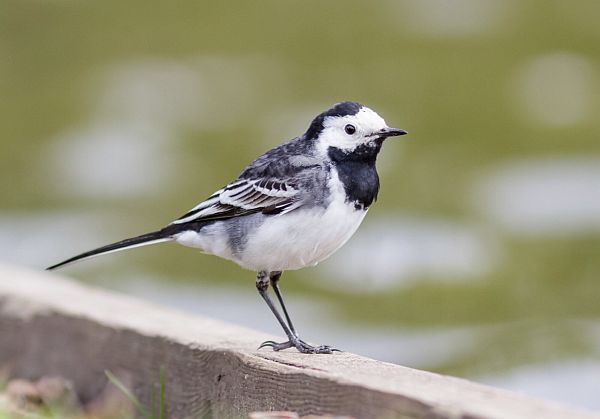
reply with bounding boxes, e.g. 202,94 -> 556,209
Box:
239,202 -> 367,271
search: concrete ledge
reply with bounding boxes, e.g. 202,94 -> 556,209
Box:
0,263 -> 596,419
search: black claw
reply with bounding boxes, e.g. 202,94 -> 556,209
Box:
258,340 -> 277,350
257,337 -> 340,354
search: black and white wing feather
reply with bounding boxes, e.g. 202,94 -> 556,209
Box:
172,178 -> 301,225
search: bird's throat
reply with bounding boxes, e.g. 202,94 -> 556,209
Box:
327,144 -> 381,210
327,141 -> 383,164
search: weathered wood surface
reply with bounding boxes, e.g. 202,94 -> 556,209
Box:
0,263 -> 597,419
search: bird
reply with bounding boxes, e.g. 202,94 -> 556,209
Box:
47,101 -> 407,354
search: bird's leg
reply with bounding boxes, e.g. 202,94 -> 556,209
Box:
269,271 -> 297,337
257,271 -> 340,354
256,271 -> 296,341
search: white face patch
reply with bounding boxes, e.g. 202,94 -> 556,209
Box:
316,106 -> 389,155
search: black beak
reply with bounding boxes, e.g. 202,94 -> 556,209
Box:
377,127 -> 408,138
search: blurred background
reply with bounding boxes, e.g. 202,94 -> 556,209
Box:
2,0 -> 599,412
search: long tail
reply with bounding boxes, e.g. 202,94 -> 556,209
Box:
46,230 -> 172,270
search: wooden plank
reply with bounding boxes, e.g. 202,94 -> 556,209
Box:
0,263 -> 597,419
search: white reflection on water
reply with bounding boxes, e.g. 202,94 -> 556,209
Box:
512,52 -> 595,127
95,59 -> 206,131
323,217 -> 496,290
474,158 -> 600,235
479,359 -> 600,411
43,56 -> 286,199
47,123 -> 176,198
44,59 -> 202,199
393,0 -> 516,38
0,211 -> 118,269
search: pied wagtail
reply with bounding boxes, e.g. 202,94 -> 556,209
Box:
47,102 -> 407,354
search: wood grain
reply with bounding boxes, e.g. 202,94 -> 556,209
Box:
0,263 -> 597,419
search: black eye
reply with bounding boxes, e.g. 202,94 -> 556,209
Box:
344,124 -> 356,135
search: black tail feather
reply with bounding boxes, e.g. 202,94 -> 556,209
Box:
46,230 -> 171,271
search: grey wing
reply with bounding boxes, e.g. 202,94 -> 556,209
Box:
171,178 -> 302,225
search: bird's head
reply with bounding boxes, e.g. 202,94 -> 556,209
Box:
306,102 -> 407,156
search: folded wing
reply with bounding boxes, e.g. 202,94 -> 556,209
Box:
171,178 -> 301,225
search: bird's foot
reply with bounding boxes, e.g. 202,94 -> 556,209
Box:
258,337 -> 340,354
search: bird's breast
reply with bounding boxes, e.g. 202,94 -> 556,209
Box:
237,171 -> 366,271
239,199 -> 367,272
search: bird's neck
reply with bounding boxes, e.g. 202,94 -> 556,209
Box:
327,143 -> 382,210
327,141 -> 383,164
